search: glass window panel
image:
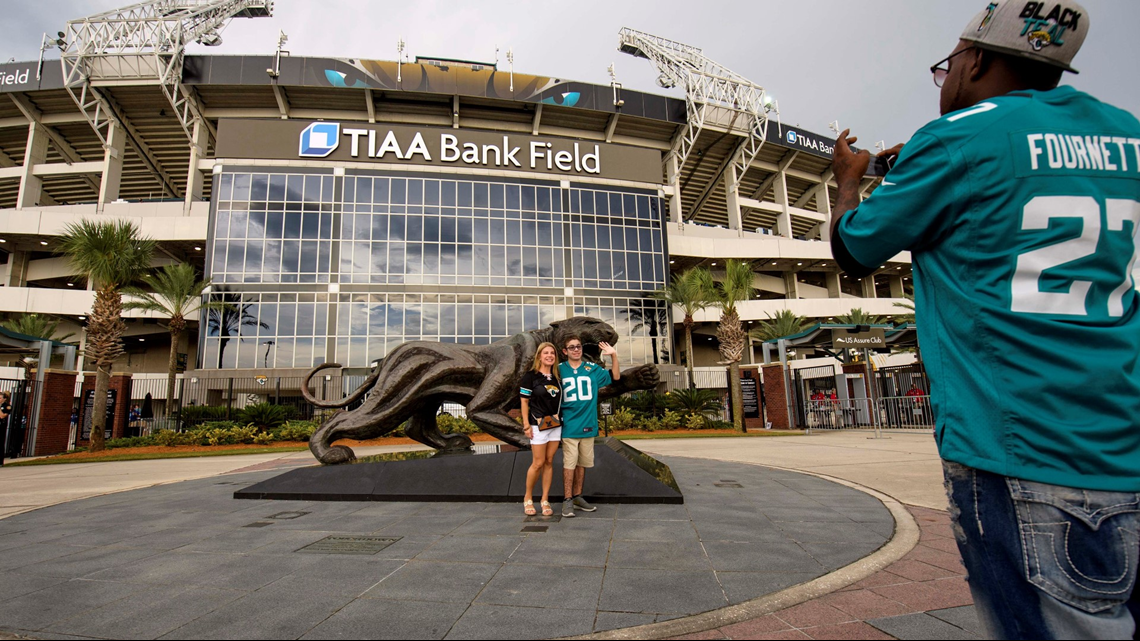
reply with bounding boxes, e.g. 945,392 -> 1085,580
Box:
473,183 -> 489,208
626,253 -> 641,283
611,227 -> 624,251
441,180 -> 456,206
353,215 -> 370,240
440,217 -> 456,243
217,173 -> 234,200
523,246 -> 538,278
539,187 -> 554,212
250,174 -> 269,201
301,213 -> 319,239
229,211 -> 248,238
388,244 -> 405,274
490,220 -> 505,244
457,304 -> 473,335
490,183 -> 504,209
211,241 -> 227,274
373,177 -> 389,204
537,222 -> 552,246
404,244 -> 422,275
505,184 -> 520,210
263,241 -> 282,274
458,181 -> 473,207
521,221 -> 537,246
474,219 -> 489,244
595,225 -> 611,249
301,175 -> 320,202
283,212 -> 301,239
490,246 -> 506,276
474,305 -> 490,336
582,250 -> 598,280
319,212 -> 332,239
264,211 -> 283,239
275,302 -> 296,337
598,251 -> 613,281
299,243 -> 318,273
595,192 -> 609,216
580,190 -> 594,214
248,211 -> 266,239
456,244 -> 472,276
370,213 -> 388,240
455,218 -> 470,243
625,227 -> 639,252
440,244 -> 456,274
424,216 -> 440,242
422,243 -> 439,275
425,180 -> 440,205
321,176 -> 334,202
226,241 -> 245,273
506,220 -> 521,245
215,210 -> 231,238
318,241 -> 332,274
581,225 -> 595,248
237,339 -> 260,369
641,254 -> 654,286
407,179 -> 423,205
233,173 -> 251,201
390,178 -> 407,203
506,246 -> 522,277
521,186 -> 535,211
473,246 -> 490,276
343,176 -> 356,202
389,215 -> 405,241
652,229 -> 663,254
406,215 -> 423,242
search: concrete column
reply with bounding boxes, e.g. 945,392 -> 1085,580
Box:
5,251 -> 29,287
826,272 -> 841,298
774,170 -> 792,239
889,275 -> 905,298
666,153 -> 683,224
184,119 -> 208,214
861,274 -> 877,299
96,122 -> 126,213
818,182 -> 833,242
724,162 -> 743,233
783,272 -> 800,300
16,122 -> 49,209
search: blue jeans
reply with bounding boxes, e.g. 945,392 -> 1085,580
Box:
942,460 -> 1140,640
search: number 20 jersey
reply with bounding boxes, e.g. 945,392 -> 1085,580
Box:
558,361 -> 612,439
836,86 -> 1140,491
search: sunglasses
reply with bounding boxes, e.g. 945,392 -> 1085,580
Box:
930,46 -> 977,88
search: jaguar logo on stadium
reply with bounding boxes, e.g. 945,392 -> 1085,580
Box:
299,122 -> 340,158
786,131 -> 797,144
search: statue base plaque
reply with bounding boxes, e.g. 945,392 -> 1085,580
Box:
234,438 -> 683,504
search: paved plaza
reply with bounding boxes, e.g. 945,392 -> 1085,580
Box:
0,432 -> 985,640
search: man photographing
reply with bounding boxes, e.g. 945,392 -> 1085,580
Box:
830,2 -> 1139,638
558,335 -> 619,518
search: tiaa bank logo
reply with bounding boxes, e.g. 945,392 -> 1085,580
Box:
299,122 -> 340,158
786,131 -> 797,144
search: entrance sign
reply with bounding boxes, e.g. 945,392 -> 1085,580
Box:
830,328 -> 886,349
81,389 -> 116,441
740,377 -> 761,419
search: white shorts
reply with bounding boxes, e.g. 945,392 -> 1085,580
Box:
529,425 -> 562,445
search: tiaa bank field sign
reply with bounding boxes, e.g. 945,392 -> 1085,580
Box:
216,119 -> 663,184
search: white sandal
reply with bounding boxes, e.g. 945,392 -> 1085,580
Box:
524,500 -> 536,516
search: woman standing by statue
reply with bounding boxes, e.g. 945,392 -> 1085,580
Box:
519,342 -> 562,516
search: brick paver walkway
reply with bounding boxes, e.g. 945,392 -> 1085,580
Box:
672,506 -> 984,640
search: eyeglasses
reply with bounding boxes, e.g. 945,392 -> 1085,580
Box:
930,47 -> 977,87
566,345 -> 583,351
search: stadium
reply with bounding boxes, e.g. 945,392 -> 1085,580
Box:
0,1 -> 915,454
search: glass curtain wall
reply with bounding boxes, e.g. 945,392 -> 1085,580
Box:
204,170 -> 670,370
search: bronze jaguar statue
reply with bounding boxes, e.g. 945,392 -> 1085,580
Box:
300,317 -> 661,465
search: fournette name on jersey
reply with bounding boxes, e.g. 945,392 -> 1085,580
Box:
1025,133 -> 1140,172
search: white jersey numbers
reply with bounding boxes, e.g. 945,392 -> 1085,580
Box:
1011,195 -> 1140,316
562,376 -> 594,402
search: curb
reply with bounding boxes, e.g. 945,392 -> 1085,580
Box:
567,461 -> 922,640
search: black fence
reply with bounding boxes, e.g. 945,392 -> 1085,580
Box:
1,378 -> 39,461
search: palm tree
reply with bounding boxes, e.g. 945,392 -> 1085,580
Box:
124,264 -> 221,418
707,259 -> 754,432
652,268 -> 713,388
893,293 -> 915,325
750,309 -> 810,343
1,314 -> 76,343
206,290 -> 268,369
835,307 -> 886,326
664,388 -> 723,418
58,220 -> 155,452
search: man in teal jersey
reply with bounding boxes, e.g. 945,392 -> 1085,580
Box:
831,2 -> 1139,638
558,334 -> 619,518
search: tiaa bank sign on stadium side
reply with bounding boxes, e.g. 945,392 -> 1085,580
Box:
217,119 -> 664,184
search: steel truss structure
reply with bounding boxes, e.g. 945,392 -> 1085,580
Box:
59,0 -> 272,159
618,28 -> 773,204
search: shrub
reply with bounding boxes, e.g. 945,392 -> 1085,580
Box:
235,403 -> 289,431
437,413 -> 480,435
273,420 -> 317,442
606,408 -> 638,431
152,429 -> 200,446
193,420 -> 239,432
105,435 -> 155,449
253,431 -> 275,445
685,413 -> 708,430
179,405 -> 229,429
615,391 -> 669,418
665,388 -> 723,417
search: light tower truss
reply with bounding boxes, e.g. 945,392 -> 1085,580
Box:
618,27 -> 773,198
60,0 -> 273,155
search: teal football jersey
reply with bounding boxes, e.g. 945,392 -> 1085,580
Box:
558,361 -> 612,439
836,86 -> 1140,491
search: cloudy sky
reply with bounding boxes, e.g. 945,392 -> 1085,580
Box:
7,1 -> 1138,145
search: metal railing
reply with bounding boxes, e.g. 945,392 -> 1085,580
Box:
804,396 -> 934,433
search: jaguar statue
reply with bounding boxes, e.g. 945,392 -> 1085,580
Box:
300,317 -> 660,465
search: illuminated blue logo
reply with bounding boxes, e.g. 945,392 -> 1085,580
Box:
540,91 -> 581,108
786,131 -> 797,144
299,122 -> 340,158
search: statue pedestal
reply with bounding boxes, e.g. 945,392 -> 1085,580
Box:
234,438 -> 683,504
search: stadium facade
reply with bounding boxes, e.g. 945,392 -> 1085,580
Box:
0,24 -> 912,381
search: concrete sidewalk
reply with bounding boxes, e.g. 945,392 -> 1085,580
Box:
633,431 -> 947,510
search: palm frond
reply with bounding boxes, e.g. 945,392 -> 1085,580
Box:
57,219 -> 156,289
